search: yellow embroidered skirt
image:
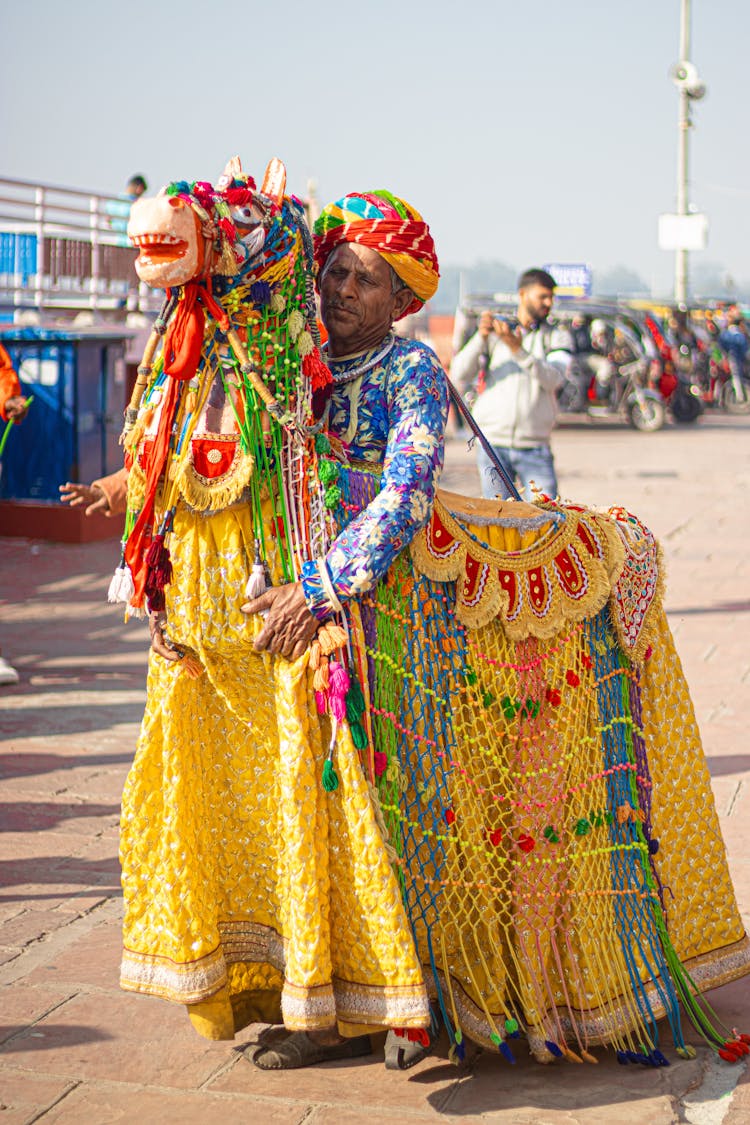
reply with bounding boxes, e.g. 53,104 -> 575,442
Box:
119,503 -> 428,1039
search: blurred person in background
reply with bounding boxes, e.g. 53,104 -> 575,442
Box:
719,305 -> 749,381
451,268 -> 572,499
0,344 -> 30,685
579,317 -> 616,403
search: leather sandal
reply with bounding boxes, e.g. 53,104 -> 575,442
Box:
249,1030 -> 372,1070
384,1026 -> 436,1070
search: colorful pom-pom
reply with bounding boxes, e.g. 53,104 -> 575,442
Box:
499,1041 -> 517,1064
349,720 -> 367,750
318,459 -> 340,485
521,697 -> 540,719
315,690 -> 328,715
324,485 -> 342,509
250,281 -> 271,306
501,696 -> 519,720
374,751 -> 388,777
322,758 -> 339,792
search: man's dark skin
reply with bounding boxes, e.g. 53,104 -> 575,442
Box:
3,396 -> 30,422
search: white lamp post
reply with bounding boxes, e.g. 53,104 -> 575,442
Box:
659,0 -> 707,303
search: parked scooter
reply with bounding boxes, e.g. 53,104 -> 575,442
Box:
558,353 -> 665,431
701,347 -> 750,414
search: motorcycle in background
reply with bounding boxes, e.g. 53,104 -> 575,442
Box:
643,313 -> 704,424
557,317 -> 665,432
557,353 -> 665,431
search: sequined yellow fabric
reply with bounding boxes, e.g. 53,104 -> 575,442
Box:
639,608 -> 746,966
119,503 -> 428,1037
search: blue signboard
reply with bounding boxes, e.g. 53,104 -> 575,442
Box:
543,262 -> 592,299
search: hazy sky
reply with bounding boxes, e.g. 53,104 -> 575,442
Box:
2,0 -> 748,297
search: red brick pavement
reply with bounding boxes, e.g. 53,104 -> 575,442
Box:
1,412 -> 749,1124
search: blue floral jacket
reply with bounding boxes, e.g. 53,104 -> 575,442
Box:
301,335 -> 448,620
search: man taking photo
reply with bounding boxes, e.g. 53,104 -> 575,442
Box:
451,267 -> 572,499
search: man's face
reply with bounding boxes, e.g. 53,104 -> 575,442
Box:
518,283 -> 554,324
319,243 -> 411,355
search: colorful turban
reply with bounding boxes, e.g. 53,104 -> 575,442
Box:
313,191 -> 439,317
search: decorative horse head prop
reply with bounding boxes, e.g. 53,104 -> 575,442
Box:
115,158 -> 333,616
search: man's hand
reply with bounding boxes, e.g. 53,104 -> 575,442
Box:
149,612 -> 181,662
59,482 -> 110,516
4,396 -> 29,422
477,310 -> 494,339
242,581 -> 319,661
492,318 -> 524,355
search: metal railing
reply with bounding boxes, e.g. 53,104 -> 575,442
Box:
0,176 -> 160,320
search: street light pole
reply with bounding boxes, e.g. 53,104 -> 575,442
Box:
675,0 -> 691,304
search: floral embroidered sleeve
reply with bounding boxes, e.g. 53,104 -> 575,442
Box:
301,345 -> 448,620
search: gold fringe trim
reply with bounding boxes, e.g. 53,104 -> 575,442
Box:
411,497 -> 620,638
175,442 -> 254,512
126,458 -> 147,513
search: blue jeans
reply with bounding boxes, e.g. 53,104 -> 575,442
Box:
476,443 -> 558,500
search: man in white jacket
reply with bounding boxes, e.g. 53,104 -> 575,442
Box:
451,268 -> 572,499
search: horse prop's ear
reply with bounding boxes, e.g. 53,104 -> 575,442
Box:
261,158 -> 287,206
217,155 -> 244,191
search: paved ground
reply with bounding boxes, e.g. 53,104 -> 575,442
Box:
1,410 -> 750,1124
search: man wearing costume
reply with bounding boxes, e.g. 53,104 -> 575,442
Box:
104,172 -> 446,1070
296,199 -> 750,1072
75,167 -> 750,1075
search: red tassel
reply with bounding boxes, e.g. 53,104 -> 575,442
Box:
218,217 -> 237,243
144,533 -> 173,612
145,534 -> 173,587
302,348 -> 333,391
223,185 -> 256,205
